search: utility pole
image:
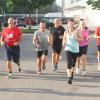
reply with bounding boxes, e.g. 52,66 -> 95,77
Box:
62,0 -> 64,18
36,8 -> 38,25
22,0 -> 23,16
4,10 -> 5,22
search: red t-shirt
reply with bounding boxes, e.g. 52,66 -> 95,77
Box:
95,27 -> 100,45
2,27 -> 21,46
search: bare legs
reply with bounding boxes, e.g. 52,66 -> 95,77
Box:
37,55 -> 47,74
52,52 -> 59,71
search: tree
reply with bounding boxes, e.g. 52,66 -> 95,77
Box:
6,0 -> 14,13
87,0 -> 100,10
10,0 -> 55,29
0,0 -> 14,14
38,3 -> 61,14
0,0 -> 7,14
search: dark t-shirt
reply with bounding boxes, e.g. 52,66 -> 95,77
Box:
50,26 -> 65,45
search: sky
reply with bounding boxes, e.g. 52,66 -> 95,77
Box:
56,0 -> 62,6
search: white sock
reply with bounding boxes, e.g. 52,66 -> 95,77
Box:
97,56 -> 100,63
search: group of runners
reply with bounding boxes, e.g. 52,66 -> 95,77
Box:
0,17 -> 100,85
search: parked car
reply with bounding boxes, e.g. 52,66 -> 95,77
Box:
16,17 -> 26,27
25,16 -> 36,25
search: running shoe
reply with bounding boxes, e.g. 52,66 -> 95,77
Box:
42,65 -> 46,70
8,73 -> 12,79
59,55 -> 62,60
98,66 -> 100,71
76,68 -> 81,74
17,64 -> 21,72
98,63 -> 100,71
37,71 -> 42,75
53,64 -> 58,71
68,77 -> 72,84
82,71 -> 87,76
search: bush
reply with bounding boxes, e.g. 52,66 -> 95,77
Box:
21,29 -> 37,33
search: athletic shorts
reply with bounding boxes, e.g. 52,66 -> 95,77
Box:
78,45 -> 88,57
65,51 -> 78,69
97,45 -> 100,51
4,45 -> 20,64
37,50 -> 48,58
52,44 -> 62,55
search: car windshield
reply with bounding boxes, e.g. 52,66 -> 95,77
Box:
17,18 -> 25,21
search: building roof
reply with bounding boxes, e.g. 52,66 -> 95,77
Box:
64,5 -> 86,11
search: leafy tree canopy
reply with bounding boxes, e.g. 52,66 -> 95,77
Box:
87,0 -> 100,10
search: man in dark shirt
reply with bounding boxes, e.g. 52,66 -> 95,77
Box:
50,18 -> 65,71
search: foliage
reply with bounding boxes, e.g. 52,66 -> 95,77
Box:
0,0 -> 55,29
0,0 -> 7,14
21,29 -> 35,33
87,0 -> 100,10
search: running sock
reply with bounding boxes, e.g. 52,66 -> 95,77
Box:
54,63 -> 58,69
97,56 -> 100,63
9,71 -> 12,73
17,63 -> 20,66
71,72 -> 74,80
42,63 -> 45,66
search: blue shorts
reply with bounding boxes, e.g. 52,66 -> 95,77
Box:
4,45 -> 20,64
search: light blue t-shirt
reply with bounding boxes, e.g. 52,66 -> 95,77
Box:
64,30 -> 79,53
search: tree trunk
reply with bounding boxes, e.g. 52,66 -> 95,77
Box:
29,13 -> 31,29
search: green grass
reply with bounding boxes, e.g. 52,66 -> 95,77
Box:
21,29 -> 37,33
0,28 -> 37,33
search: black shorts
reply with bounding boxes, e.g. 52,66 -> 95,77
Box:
97,45 -> 100,51
37,50 -> 48,58
52,44 -> 62,55
65,51 -> 78,69
78,45 -> 88,57
4,45 -> 20,64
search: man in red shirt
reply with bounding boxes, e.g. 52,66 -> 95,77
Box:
1,17 -> 22,79
94,26 -> 100,70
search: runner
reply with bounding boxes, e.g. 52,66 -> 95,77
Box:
1,17 -> 22,79
33,21 -> 51,74
94,26 -> 100,70
63,19 -> 82,84
76,19 -> 89,76
50,18 -> 65,71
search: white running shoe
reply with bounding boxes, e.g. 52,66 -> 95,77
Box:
98,63 -> 100,71
18,65 -> 21,72
76,68 -> 81,74
82,71 -> 87,76
98,66 -> 100,71
59,56 -> 62,60
8,73 -> 13,79
37,71 -> 42,75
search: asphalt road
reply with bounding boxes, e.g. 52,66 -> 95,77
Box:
0,34 -> 100,100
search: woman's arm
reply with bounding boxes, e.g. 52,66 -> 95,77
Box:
77,31 -> 83,41
62,31 -> 67,46
94,27 -> 100,38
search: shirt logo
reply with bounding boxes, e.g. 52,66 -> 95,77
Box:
7,33 -> 13,39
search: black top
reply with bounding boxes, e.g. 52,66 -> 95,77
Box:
50,26 -> 65,45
